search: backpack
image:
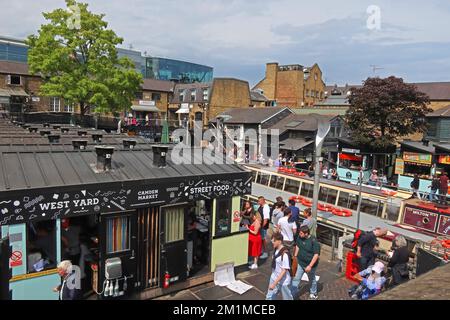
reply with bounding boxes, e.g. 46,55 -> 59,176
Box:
272,247 -> 295,277
351,229 -> 365,251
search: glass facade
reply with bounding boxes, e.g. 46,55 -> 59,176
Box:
146,57 -> 213,83
117,48 -> 146,76
0,39 -> 28,63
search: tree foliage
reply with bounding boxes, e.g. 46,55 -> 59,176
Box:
345,76 -> 432,149
27,0 -> 142,115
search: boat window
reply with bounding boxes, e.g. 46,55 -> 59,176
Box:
337,191 -> 359,210
251,170 -> 258,182
386,202 -> 401,221
319,187 -> 338,205
285,178 -> 300,194
360,198 -> 383,217
269,175 -> 285,190
215,198 -> 232,237
300,182 -> 314,198
27,220 -> 57,273
256,172 -> 270,185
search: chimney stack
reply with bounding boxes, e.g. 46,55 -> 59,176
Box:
61,128 -> 70,133
123,139 -> 137,150
48,134 -> 60,144
53,125 -> 61,130
40,130 -> 51,137
92,134 -> 103,143
72,140 -> 88,150
152,145 -> 169,168
95,146 -> 115,172
43,123 -> 50,128
78,130 -> 87,137
28,127 -> 38,133
422,139 -> 430,147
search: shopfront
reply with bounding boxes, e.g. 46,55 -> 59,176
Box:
0,148 -> 252,300
396,151 -> 434,194
337,148 -> 370,184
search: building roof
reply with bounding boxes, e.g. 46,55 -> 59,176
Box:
0,60 -> 30,76
400,140 -> 435,154
426,105 -> 450,117
315,95 -> 350,107
374,263 -> 450,300
212,107 -> 292,125
434,143 -> 450,153
170,82 -> 211,104
250,90 -> 268,102
268,113 -> 336,135
141,78 -> 174,93
292,108 -> 348,116
279,138 -> 314,151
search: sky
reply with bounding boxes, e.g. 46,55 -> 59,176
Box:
1,0 -> 450,86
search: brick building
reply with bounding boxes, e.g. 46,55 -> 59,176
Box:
253,62 -> 326,108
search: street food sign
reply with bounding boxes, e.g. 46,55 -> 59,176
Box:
0,173 -> 252,226
395,159 -> 405,175
403,152 -> 432,166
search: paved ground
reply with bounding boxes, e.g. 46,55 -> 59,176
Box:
155,245 -> 355,301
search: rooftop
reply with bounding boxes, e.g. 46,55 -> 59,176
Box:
268,113 -> 336,135
427,105 -> 450,117
212,107 -> 292,125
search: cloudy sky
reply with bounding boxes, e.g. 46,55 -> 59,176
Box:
1,0 -> 450,86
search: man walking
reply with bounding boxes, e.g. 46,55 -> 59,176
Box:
357,228 -> 387,270
258,196 -> 271,259
266,233 -> 293,300
277,208 -> 297,252
301,208 -> 317,238
439,172 -> 448,205
291,226 -> 321,300
428,175 -> 439,202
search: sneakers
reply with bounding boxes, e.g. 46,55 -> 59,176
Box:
309,293 -> 318,300
249,264 -> 258,270
260,252 -> 269,259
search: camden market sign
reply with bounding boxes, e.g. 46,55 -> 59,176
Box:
0,173 -> 252,226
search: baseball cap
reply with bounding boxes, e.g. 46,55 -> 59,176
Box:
372,261 -> 385,274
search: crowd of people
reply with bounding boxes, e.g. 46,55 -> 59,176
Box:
241,196 -> 412,300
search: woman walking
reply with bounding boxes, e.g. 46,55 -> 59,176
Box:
246,213 -> 262,270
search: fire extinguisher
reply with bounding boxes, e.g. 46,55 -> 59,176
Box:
163,271 -> 170,289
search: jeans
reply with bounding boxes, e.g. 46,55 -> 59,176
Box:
290,264 -> 318,296
429,189 -> 437,202
359,255 -> 375,271
266,279 -> 293,300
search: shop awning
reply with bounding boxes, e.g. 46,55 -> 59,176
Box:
131,105 -> 160,112
279,139 -> 314,151
0,87 -> 29,97
339,153 -> 362,161
176,105 -> 190,114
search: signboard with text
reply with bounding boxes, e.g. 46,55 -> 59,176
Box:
403,152 -> 432,165
403,206 -> 439,233
439,155 -> 450,165
0,173 -> 252,226
395,159 -> 405,175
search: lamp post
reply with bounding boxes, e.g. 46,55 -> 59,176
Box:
356,169 -> 363,230
311,117 -> 331,227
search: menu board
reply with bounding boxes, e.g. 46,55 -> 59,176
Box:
439,155 -> 450,165
403,206 -> 438,233
437,215 -> 450,236
395,159 -> 404,175
403,152 -> 432,165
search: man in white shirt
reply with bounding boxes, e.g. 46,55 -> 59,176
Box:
258,196 -> 271,259
266,232 -> 293,300
277,208 -> 297,252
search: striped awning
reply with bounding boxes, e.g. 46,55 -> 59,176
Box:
0,87 -> 28,97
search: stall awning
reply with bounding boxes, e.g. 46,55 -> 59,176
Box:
339,153 -> 362,161
0,87 -> 29,97
176,105 -> 190,114
279,139 -> 314,151
131,105 -> 160,112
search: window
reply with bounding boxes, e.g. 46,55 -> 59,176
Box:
306,90 -> 310,97
314,73 -> 318,80
319,187 -> 338,205
135,91 -> 143,100
285,178 -> 300,194
178,89 -> 185,102
64,102 -> 74,113
152,93 -> 161,101
251,170 -> 258,182
269,175 -> 285,190
190,89 -> 196,101
360,198 -> 383,217
203,88 -> 209,101
386,202 -> 400,221
256,173 -> 270,186
215,198 -> 232,236
49,97 -> 60,112
300,182 -> 314,198
7,75 -> 21,85
107,216 -> 131,253
27,220 -> 57,273
337,191 -> 359,210
164,207 -> 184,243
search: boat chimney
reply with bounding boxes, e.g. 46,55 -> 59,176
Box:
152,145 -> 169,168
72,140 -> 88,150
92,134 -> 103,143
123,139 -> 137,150
95,146 -> 115,172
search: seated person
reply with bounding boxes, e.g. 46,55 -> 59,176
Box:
348,261 -> 386,300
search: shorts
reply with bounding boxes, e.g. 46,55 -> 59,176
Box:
261,228 -> 267,240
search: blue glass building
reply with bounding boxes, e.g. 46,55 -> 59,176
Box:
146,57 -> 213,83
0,36 -> 28,63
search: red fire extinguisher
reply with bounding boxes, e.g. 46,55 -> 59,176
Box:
163,271 -> 170,289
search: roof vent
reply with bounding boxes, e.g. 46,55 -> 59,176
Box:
43,123 -> 50,128
21,124 -> 30,130
422,139 -> 430,147
123,139 -> 137,150
72,140 -> 88,150
40,130 -> 51,137
61,128 -> 70,133
92,134 -> 103,143
95,146 -> 115,172
48,134 -> 60,144
15,121 -> 24,127
78,130 -> 87,137
53,125 -> 61,130
28,127 -> 38,133
152,145 -> 169,168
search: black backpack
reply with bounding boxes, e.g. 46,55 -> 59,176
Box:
272,247 -> 294,277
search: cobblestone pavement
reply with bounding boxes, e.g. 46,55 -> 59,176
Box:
155,246 -> 355,301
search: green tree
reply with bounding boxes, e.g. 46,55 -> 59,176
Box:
27,0 -> 142,116
345,76 -> 432,150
